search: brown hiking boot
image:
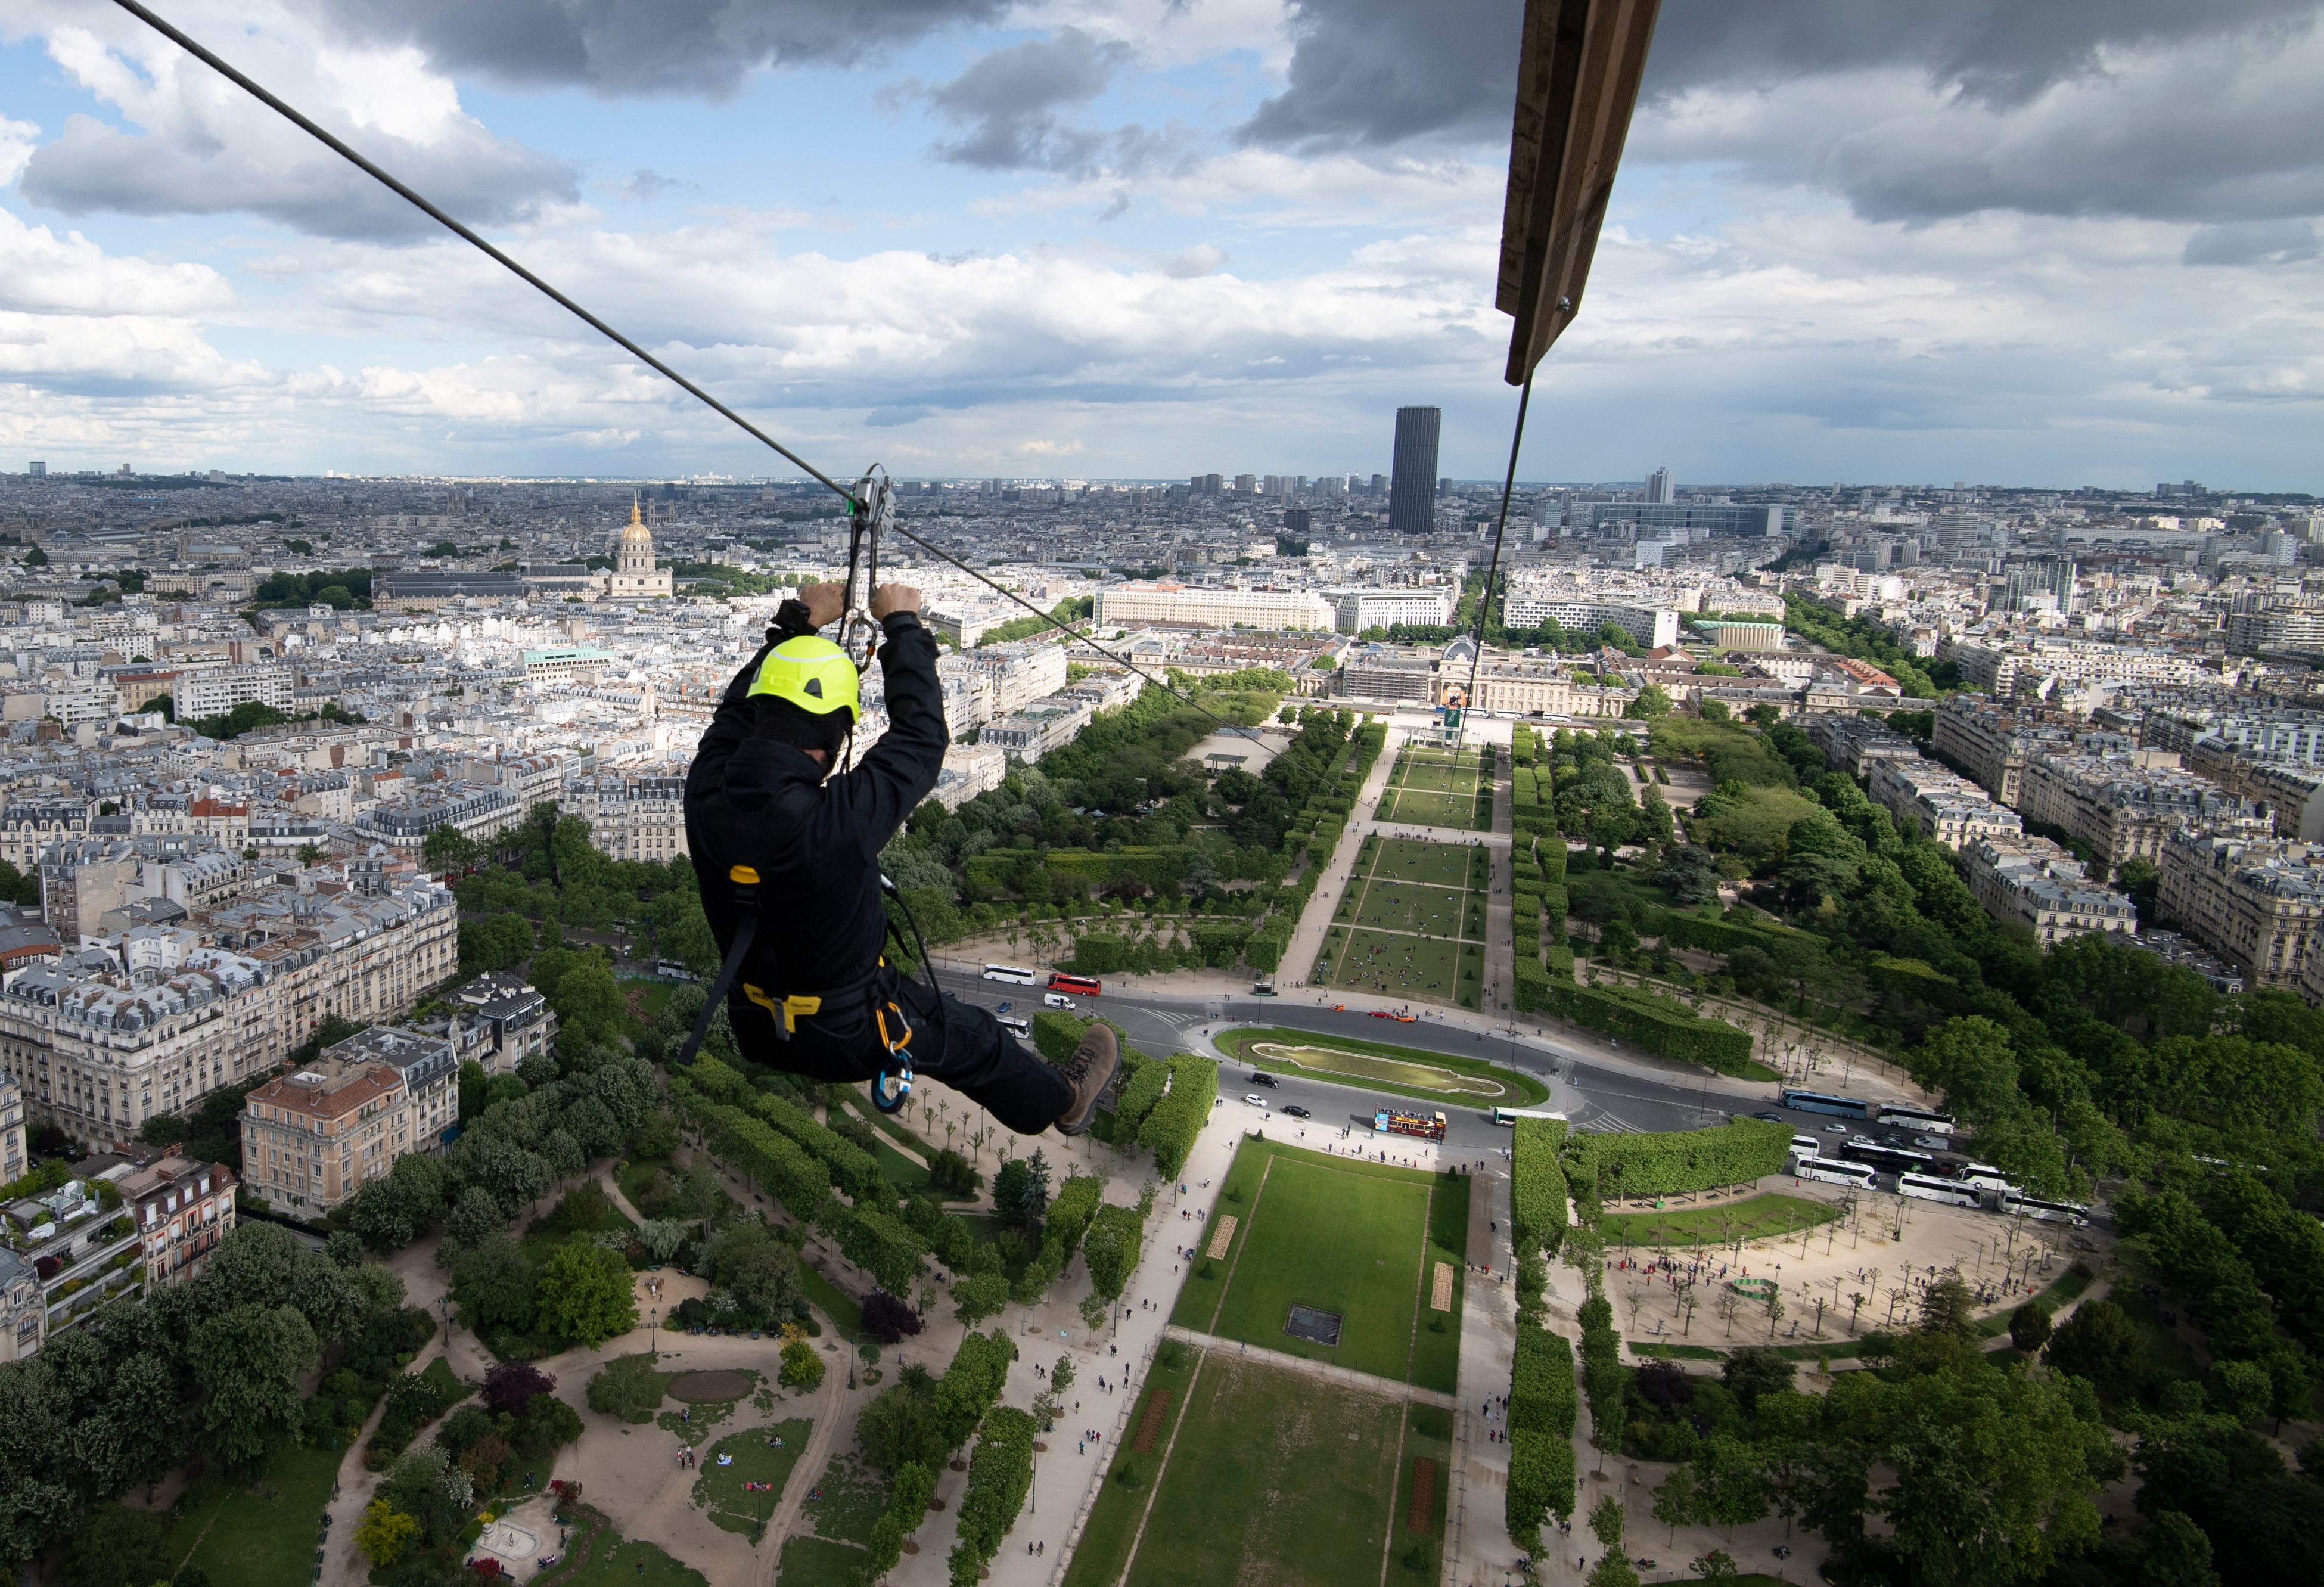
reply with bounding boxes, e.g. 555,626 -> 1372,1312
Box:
1052,1023 -> 1120,1136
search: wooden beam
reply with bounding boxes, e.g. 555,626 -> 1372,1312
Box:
1496,0 -> 1663,386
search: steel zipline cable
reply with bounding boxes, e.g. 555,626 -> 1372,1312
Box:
1462,372 -> 1534,720
108,0 -> 1262,741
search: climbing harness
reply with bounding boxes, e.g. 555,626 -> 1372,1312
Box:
673,864 -> 763,1068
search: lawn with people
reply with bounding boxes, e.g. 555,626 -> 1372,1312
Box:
1318,927 -> 1486,1009
1376,746 -> 1492,830
1173,1138 -> 1468,1391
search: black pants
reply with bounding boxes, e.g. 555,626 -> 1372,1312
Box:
730,967 -> 1073,1136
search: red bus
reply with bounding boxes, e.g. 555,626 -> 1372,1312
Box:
1374,1109 -> 1447,1141
1047,973 -> 1103,997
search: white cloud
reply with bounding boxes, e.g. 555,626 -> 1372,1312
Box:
0,114 -> 35,185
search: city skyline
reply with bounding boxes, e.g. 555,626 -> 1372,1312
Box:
0,4 -> 2319,489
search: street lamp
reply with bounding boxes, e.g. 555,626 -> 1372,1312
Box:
649,1306 -> 658,1360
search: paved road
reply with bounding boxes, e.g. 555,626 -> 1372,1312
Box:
922,965 -> 1748,1148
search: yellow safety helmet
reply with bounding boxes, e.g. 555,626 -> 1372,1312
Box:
746,635 -> 860,721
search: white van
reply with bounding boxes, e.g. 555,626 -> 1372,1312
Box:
1043,993 -> 1077,1010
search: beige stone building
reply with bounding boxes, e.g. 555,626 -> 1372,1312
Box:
120,1154 -> 236,1287
2015,754 -> 2247,869
2158,828 -> 2324,992
561,774 -> 687,864
240,1054 -> 411,1215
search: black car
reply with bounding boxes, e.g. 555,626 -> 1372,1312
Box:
1280,1104 -> 1312,1119
1249,1072 -> 1280,1088
1751,1110 -> 1786,1123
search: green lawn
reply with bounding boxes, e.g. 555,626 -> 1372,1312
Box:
164,1436 -> 340,1587
1322,927 -> 1484,1009
1061,1341 -> 1200,1587
775,1448 -> 891,1583
1346,880 -> 1484,940
1220,1027 -> 1551,1107
692,1419 -> 813,1538
557,1531 -> 709,1585
799,1263 -> 863,1336
1189,1140 -> 1447,1386
1362,837 -> 1481,890
1116,1352 -> 1407,1587
1387,1403 -> 1454,1584
1245,1042 -> 1503,1099
778,1535 -> 877,1586
1598,1193 -> 1840,1249
1377,787 -> 1488,829
1409,1175 -> 1471,1394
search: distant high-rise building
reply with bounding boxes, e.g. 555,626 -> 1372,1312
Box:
1234,474 -> 1256,493
1370,473 -> 1388,496
1645,467 -> 1673,505
27,462 -> 44,478
1389,407 -> 1440,535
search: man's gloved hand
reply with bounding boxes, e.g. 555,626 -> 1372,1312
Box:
797,581 -> 846,628
871,583 -> 921,620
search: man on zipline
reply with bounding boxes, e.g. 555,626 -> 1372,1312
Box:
683,579 -> 1117,1135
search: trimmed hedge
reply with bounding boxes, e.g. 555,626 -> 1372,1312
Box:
670,1067 -> 832,1219
1507,1402 -> 1577,1543
1540,885 -> 1568,943
1511,1324 -> 1577,1436
950,1405 -> 1037,1585
1649,906 -> 1795,955
1512,958 -> 1551,1014
841,1206 -> 930,1294
1578,1295 -> 1623,1453
1509,1117 -> 1570,1256
753,1092 -> 883,1204
1138,1054 -> 1218,1178
1537,838 -> 1568,884
1582,1119 -> 1792,1198
1113,1053 -> 1170,1135
1534,980 -> 1751,1071
1543,943 -> 1575,980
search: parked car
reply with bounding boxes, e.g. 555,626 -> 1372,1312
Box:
1249,1072 -> 1279,1088
1281,1104 -> 1312,1119
1912,1135 -> 1944,1150
1751,1111 -> 1785,1123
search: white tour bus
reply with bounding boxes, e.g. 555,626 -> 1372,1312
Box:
1791,1133 -> 1822,1161
1878,1104 -> 1957,1138
2002,1191 -> 2091,1227
1490,1107 -> 1570,1126
1898,1172 -> 1983,1209
1955,1162 -> 2013,1193
1794,1158 -> 1875,1188
981,964 -> 1040,985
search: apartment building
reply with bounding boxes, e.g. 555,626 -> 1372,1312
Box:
961,642 -> 1070,715
2,1173 -> 140,1340
561,774 -> 687,864
1930,695 -> 2074,807
120,1154 -> 236,1287
931,746 -> 1008,810
1499,595 -> 1681,649
0,1247 -> 39,1362
1807,715 -> 1922,777
984,695 -> 1096,761
438,972 -> 557,1077
1962,836 -> 2138,947
240,1051 -> 412,1214
0,1071 -> 22,1185
0,802 -> 91,875
1867,756 -> 2024,851
0,880 -> 457,1150
1095,582 -> 1335,632
331,1026 -> 459,1154
2158,827 -> 2324,992
172,664 -> 294,720
2016,754 -> 2248,869
352,781 -> 521,852
1326,588 -> 1456,633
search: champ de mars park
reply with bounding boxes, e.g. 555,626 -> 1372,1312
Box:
38,695 -> 2207,1587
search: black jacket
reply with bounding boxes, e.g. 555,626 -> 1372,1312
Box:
685,601 -> 949,1017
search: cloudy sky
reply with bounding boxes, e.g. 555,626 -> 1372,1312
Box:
0,0 -> 2319,489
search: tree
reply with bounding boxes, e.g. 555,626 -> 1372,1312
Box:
62,1504 -> 170,1587
781,1335 -> 826,1390
857,1380 -> 946,1474
446,1184 -> 504,1249
536,1240 -> 637,1347
1918,1271 -> 1978,1341
2009,1302 -> 2053,1355
354,1499 -> 421,1567
953,1272 -> 1010,1328
192,1303 -> 321,1468
587,1355 -> 666,1423
2046,1299 -> 2142,1399
1624,682 -> 1671,720
483,1362 -> 555,1415
1722,1346 -> 1794,1411
993,1152 -> 1050,1231
1689,1550 -> 1741,1586
1692,1434 -> 1767,1541
1590,1493 -> 1626,1552
716,1223 -> 803,1319
1653,1466 -> 1697,1545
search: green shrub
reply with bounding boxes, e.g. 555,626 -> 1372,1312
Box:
1582,1119 -> 1792,1198
1533,980 -> 1750,1070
